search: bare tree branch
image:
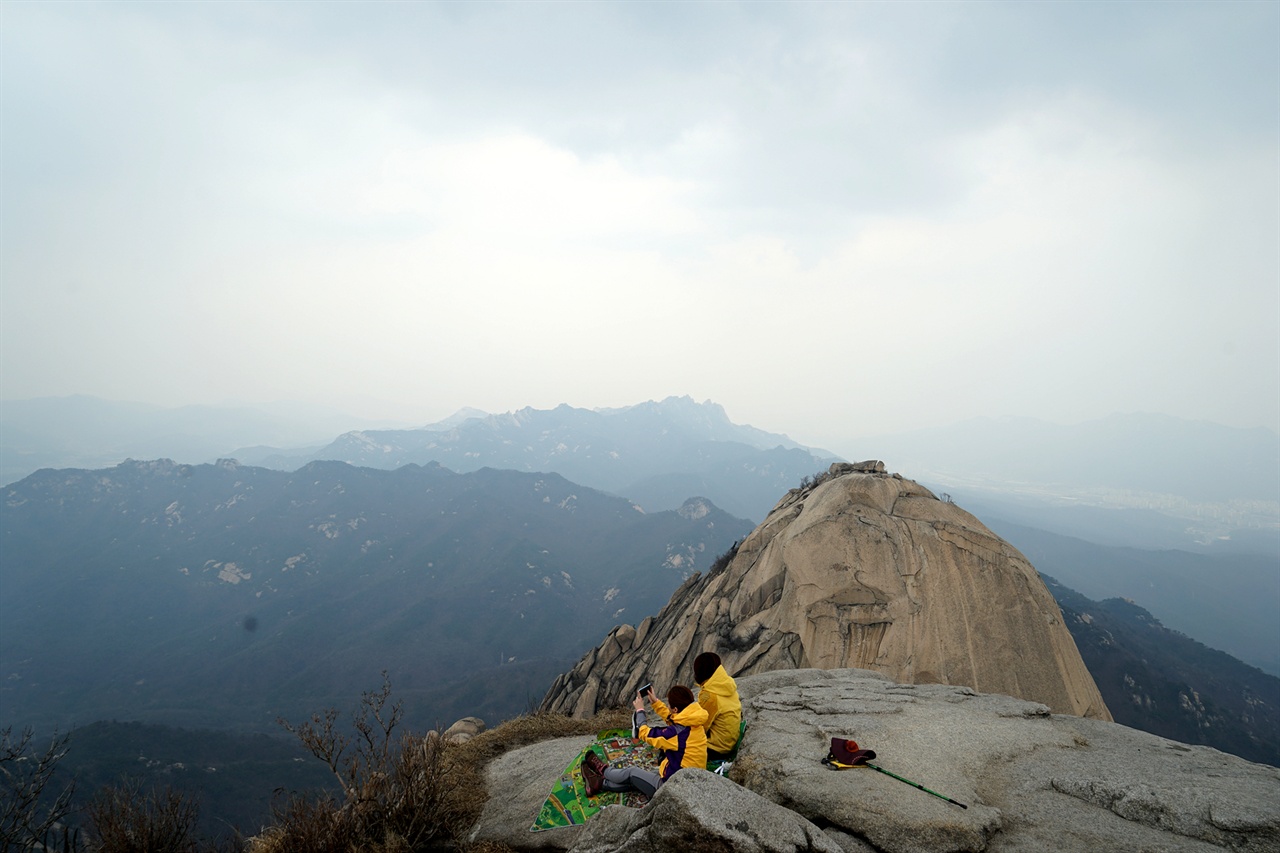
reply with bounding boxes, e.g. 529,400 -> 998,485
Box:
0,725 -> 77,851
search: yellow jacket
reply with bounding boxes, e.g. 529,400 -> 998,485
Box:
696,665 -> 742,754
642,698 -> 709,780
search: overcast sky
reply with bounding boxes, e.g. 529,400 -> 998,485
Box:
3,0 -> 1276,450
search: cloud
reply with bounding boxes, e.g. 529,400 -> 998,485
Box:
343,135 -> 702,244
1,1 -> 1275,441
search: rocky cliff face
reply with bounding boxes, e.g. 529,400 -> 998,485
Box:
542,463 -> 1110,720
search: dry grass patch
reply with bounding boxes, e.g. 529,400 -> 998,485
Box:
451,706 -> 631,769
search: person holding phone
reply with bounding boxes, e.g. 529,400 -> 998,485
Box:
582,684 -> 708,798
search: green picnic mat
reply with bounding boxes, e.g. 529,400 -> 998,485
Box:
530,729 -> 661,831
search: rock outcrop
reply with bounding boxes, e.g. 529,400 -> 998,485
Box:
732,669 -> 1276,853
468,734 -> 840,852
473,669 -> 1280,852
570,770 -> 842,853
542,463 -> 1110,720
442,716 -> 486,744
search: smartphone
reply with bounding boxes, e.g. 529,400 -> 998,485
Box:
637,682 -> 652,697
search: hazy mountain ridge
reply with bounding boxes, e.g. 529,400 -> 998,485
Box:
238,396 -> 842,521
0,458 -> 754,732
7,396 -> 1274,549
0,394 -> 412,487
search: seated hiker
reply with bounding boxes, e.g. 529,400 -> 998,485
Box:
693,651 -> 743,762
582,685 -> 707,799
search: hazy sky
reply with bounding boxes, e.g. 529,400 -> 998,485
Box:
3,1 -> 1277,450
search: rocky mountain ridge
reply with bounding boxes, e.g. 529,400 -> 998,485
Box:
238,396 -> 841,521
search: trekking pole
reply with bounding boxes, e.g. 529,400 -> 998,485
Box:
864,761 -> 967,809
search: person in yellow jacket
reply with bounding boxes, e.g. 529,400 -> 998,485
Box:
582,685 -> 707,799
693,652 -> 742,761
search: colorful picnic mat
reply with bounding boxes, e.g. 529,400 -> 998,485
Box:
530,728 -> 662,831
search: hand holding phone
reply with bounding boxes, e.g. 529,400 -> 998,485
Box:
637,682 -> 652,698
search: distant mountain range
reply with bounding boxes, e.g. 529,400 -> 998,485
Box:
0,395 -> 412,487
2,395 -> 1277,762
6,396 -> 1275,548
2,396 -> 839,522
230,396 -> 842,522
0,458 -> 753,732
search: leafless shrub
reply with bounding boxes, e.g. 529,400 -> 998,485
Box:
265,673 -> 468,852
0,725 -> 77,852
86,780 -> 199,853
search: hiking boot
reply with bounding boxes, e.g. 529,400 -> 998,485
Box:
581,750 -> 606,797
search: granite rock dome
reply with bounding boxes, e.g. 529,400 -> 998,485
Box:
542,462 -> 1110,721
